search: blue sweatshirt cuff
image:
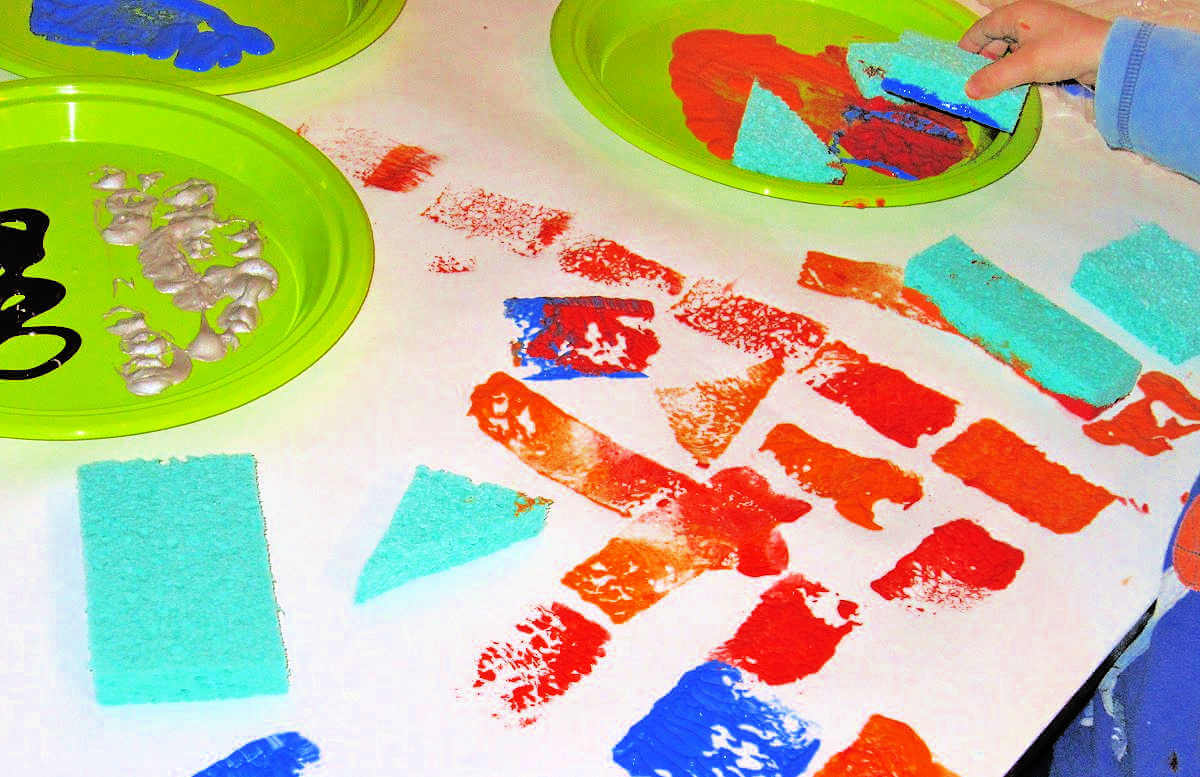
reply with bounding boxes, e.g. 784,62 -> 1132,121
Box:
1096,17 -> 1200,180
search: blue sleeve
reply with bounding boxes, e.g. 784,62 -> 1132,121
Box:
1095,17 -> 1200,182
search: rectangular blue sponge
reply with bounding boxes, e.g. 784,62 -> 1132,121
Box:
77,454 -> 288,705
879,31 -> 1030,132
1072,223 -> 1200,364
905,236 -> 1141,407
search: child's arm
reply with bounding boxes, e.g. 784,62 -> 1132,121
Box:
960,0 -> 1200,182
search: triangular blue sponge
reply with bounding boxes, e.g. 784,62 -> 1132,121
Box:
732,80 -> 844,184
355,466 -> 549,603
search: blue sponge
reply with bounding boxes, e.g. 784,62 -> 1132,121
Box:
76,454 -> 288,705
732,80 -> 844,184
905,236 -> 1141,407
846,40 -> 904,102
1072,223 -> 1200,364
355,466 -> 549,603
877,30 -> 1030,132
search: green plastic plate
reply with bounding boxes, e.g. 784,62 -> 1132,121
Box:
550,0 -> 1042,206
0,1 -> 406,94
0,77 -> 373,439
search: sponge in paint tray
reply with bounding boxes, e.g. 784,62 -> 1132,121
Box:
355,466 -> 549,603
880,31 -> 1030,132
76,454 -> 288,705
732,80 -> 844,184
1072,223 -> 1200,364
905,236 -> 1141,407
846,40 -> 904,102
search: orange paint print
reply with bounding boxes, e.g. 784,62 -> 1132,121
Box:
933,419 -> 1117,534
1173,496 -> 1200,590
562,535 -> 707,624
797,251 -> 952,331
671,279 -> 827,363
760,423 -> 923,530
1083,371 -> 1200,456
656,357 -> 785,467
815,714 -> 959,777
558,237 -> 686,296
362,144 -> 441,192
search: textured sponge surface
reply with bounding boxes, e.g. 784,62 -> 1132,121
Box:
879,31 -> 1030,132
77,454 -> 288,705
905,236 -> 1141,407
1072,223 -> 1200,364
355,466 -> 549,603
731,80 -> 844,184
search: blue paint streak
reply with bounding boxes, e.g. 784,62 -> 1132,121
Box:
842,104 -> 962,142
839,157 -> 919,181
30,0 -> 273,72
881,77 -> 1005,131
193,733 -> 319,777
503,296 -> 651,381
613,661 -> 821,777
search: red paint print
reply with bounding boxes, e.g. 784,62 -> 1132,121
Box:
871,519 -> 1024,610
710,574 -> 859,685
797,251 -> 953,331
427,255 -> 476,273
472,602 -> 609,725
801,342 -> 958,447
469,374 -> 808,577
562,535 -> 707,624
814,714 -> 960,777
558,237 -> 686,296
761,423 -> 923,530
506,297 -> 660,379
671,279 -> 826,362
421,187 -> 571,257
1083,372 -> 1200,456
362,144 -> 441,192
933,419 -> 1117,534
1174,497 -> 1200,590
656,357 -> 785,467
705,573 -> 859,681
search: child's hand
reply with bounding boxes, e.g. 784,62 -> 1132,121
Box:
958,0 -> 1112,98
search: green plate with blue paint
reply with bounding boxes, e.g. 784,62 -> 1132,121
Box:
0,77 -> 373,439
551,0 -> 1042,207
0,0 -> 406,94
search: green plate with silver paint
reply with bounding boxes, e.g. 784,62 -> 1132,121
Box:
0,77 -> 373,439
551,0 -> 1042,207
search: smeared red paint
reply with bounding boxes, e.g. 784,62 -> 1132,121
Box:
362,144 -> 441,192
472,602 -> 609,725
670,279 -> 826,362
427,255 -> 476,273
469,374 -> 809,578
558,237 -> 686,296
760,423 -> 923,530
933,419 -> 1117,534
668,30 -> 973,179
656,357 -> 785,467
710,574 -> 859,685
562,535 -> 707,624
296,122 -> 439,191
871,519 -> 1024,609
814,714 -> 960,777
1083,372 -> 1200,455
421,187 -> 571,257
1174,497 -> 1200,590
797,251 -> 952,331
801,341 -> 958,447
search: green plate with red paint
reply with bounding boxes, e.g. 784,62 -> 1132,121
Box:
0,77 -> 373,439
0,0 -> 406,94
550,0 -> 1042,207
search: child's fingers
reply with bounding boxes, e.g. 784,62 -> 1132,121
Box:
959,6 -> 1023,53
965,51 -> 1033,99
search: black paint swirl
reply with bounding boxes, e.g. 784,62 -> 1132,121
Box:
0,208 -> 81,379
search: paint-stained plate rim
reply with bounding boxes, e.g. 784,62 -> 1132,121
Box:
0,77 -> 374,440
0,0 -> 406,95
549,0 -> 1042,207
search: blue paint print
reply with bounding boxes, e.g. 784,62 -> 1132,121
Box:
193,733 -> 319,777
30,0 -> 273,72
613,661 -> 821,777
503,296 -> 659,381
880,78 -> 1004,131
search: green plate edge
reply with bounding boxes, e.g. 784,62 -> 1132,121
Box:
549,0 -> 1043,207
0,76 -> 374,440
0,0 -> 406,95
